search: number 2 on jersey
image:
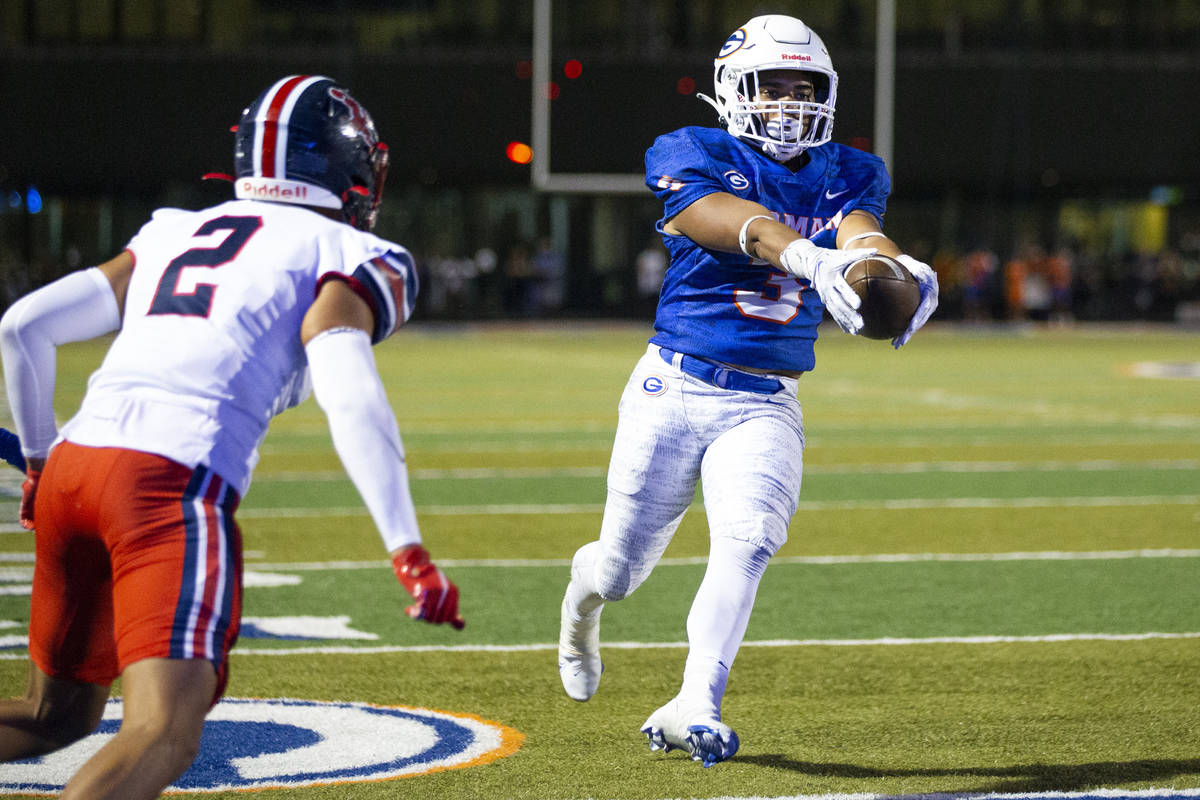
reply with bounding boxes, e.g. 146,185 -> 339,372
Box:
734,271 -> 804,324
148,215 -> 262,317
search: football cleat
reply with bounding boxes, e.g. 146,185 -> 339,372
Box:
558,598 -> 603,701
640,698 -> 740,767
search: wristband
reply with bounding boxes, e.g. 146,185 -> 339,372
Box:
841,231 -> 888,248
738,215 -> 774,257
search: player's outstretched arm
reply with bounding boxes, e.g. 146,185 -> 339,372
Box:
666,193 -> 873,334
834,212 -> 939,347
0,253 -> 130,528
301,279 -> 464,629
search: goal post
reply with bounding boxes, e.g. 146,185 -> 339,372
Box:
531,0 -> 896,193
531,0 -> 645,195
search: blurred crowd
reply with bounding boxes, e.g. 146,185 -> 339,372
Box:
930,234 -> 1200,326
415,235 -> 1200,326
6,234 -> 1200,327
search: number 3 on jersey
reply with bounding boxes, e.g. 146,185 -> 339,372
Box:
734,271 -> 804,324
148,215 -> 263,317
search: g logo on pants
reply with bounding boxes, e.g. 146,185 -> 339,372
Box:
642,374 -> 668,396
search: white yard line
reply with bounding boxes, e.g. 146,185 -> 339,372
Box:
646,789 -> 1200,800
227,630 -> 1200,657
225,548 -> 1200,572
2,630 -> 1191,659
5,493 -> 1197,533
252,459 -> 1199,481
5,548 -> 1200,570
211,494 -> 1200,521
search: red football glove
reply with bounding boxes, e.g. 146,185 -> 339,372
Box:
19,468 -> 41,531
391,545 -> 464,630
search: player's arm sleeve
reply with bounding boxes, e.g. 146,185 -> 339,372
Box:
0,268 -> 121,460
304,325 -> 421,552
645,130 -> 728,225
839,155 -> 891,230
811,157 -> 891,250
318,249 -> 418,344
851,167 -> 889,226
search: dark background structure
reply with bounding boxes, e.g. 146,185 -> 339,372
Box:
2,0 -> 1199,323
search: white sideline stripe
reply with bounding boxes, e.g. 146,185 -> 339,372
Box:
232,503 -> 606,519
806,458 -> 1200,474
224,494 -> 1200,521
255,458 -> 1199,482
676,789 -> 1200,800
3,494 -> 1199,528
213,630 -> 1200,657
794,496 -> 1200,511
233,548 -> 1200,572
3,548 -> 1199,571
6,631 -> 1194,661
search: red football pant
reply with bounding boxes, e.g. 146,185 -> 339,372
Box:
29,442 -> 243,702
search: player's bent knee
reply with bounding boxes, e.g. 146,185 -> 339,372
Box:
595,583 -> 630,602
593,555 -> 648,602
118,713 -> 206,774
24,675 -> 110,751
44,711 -> 105,750
162,728 -> 204,773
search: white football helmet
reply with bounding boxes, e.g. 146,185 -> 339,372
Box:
699,15 -> 838,162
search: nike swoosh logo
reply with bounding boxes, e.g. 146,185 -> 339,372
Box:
825,189 -> 849,199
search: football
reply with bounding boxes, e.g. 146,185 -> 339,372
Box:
843,255 -> 921,340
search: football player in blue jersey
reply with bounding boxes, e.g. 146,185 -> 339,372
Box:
557,15 -> 938,767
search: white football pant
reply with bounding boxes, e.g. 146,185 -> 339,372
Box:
565,345 -> 804,716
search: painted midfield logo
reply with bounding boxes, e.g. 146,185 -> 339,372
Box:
0,698 -> 523,795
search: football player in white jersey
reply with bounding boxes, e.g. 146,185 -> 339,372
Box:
0,75 -> 463,799
557,16 -> 938,766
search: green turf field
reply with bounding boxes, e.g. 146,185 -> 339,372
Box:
1,321 -> 1198,798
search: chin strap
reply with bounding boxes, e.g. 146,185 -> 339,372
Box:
696,92 -> 722,115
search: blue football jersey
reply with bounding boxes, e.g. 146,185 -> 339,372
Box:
645,126 -> 890,373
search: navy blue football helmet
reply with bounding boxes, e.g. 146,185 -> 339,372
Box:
233,75 -> 388,231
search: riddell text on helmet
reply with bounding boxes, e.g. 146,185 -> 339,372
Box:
237,180 -> 310,200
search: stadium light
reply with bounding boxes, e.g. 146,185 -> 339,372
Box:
506,141 -> 534,164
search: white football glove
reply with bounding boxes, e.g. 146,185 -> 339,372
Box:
778,238 -> 876,335
892,254 -> 939,348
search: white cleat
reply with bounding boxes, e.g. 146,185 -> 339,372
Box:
558,598 -> 603,701
640,698 -> 740,767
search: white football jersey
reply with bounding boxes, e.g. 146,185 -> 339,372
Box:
59,199 -> 417,496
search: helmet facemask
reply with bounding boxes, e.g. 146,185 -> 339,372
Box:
340,139 -> 389,232
719,67 -> 835,162
699,15 -> 839,162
